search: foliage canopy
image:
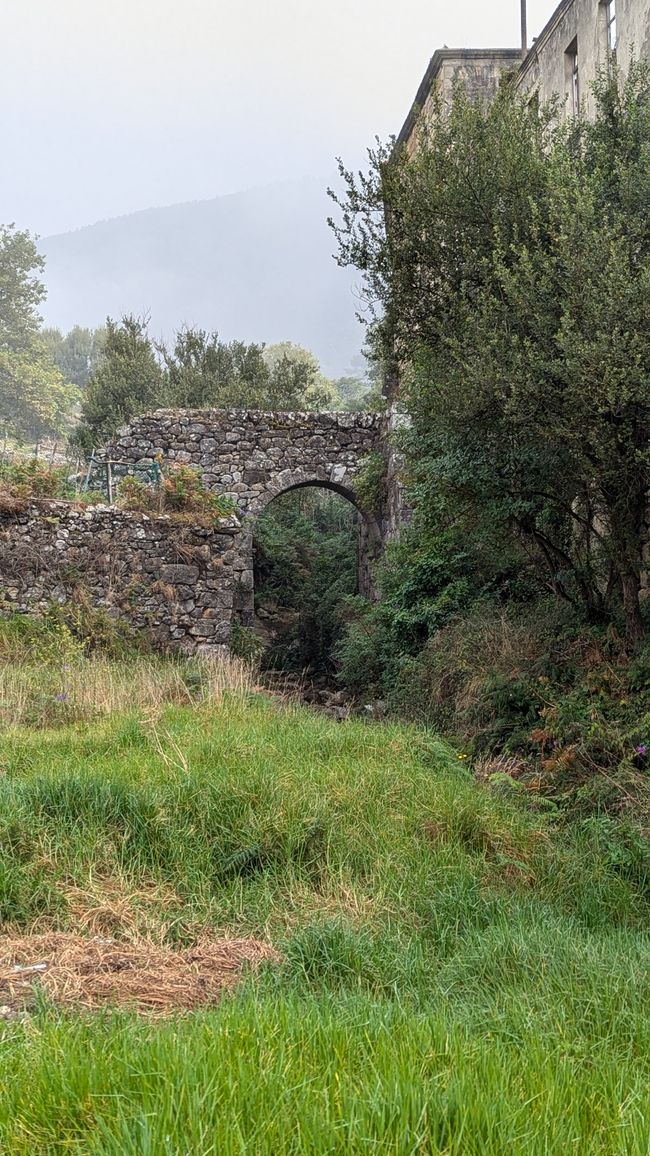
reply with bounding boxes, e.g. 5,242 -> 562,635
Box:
331,65 -> 650,642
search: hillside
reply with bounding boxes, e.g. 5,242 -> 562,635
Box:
40,178 -> 364,378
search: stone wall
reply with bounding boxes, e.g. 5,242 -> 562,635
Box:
111,409 -> 383,519
0,501 -> 242,653
109,408 -> 389,617
0,408 -> 400,651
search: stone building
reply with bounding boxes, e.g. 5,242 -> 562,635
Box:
397,0 -> 650,150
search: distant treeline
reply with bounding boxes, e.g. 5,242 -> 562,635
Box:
0,225 -> 379,448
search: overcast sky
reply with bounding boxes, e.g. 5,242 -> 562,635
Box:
2,0 -> 558,237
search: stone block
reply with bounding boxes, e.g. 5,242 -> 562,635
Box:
159,564 -> 199,584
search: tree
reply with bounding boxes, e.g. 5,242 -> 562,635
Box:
163,329 -> 337,410
42,325 -> 106,389
0,224 -> 78,438
261,342 -> 338,409
162,328 -> 268,409
331,66 -> 650,643
332,374 -> 382,412
72,315 -> 165,452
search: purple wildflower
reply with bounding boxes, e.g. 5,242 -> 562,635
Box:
635,744 -> 647,757
55,694 -> 68,703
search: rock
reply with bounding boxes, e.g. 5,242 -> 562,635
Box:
160,565 -> 199,584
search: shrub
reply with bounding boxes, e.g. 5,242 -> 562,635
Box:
118,464 -> 235,526
229,623 -> 265,665
0,459 -> 75,508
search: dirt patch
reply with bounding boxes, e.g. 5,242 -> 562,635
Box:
0,933 -> 279,1017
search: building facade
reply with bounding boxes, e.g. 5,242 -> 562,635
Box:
398,0 -> 650,149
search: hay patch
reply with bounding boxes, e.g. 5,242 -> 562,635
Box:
0,933 -> 279,1017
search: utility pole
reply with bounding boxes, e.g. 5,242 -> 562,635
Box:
521,0 -> 528,58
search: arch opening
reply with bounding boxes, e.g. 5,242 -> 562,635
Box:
251,483 -> 364,678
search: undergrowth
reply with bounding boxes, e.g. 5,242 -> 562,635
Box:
0,457 -> 236,529
0,614 -> 253,728
118,463 -> 236,526
338,594 -> 650,821
0,458 -> 80,511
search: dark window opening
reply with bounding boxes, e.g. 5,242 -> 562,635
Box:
606,0 -> 617,52
565,37 -> 579,115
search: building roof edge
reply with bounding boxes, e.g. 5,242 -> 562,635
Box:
396,47 -> 522,146
517,0 -> 575,82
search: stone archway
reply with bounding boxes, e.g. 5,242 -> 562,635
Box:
111,408 -> 389,634
249,480 -> 374,669
236,475 -> 383,627
104,405 -> 414,651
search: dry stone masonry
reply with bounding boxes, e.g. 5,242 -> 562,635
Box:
0,409 -> 398,651
111,409 -> 383,518
110,408 -> 390,622
0,501 -> 241,654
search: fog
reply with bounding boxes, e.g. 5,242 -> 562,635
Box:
3,0 -> 559,236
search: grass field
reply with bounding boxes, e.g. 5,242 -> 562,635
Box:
1,639 -> 649,1153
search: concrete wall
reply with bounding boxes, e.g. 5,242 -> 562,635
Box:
398,49 -> 521,156
397,1 -> 650,152
516,0 -> 650,114
0,501 -> 242,654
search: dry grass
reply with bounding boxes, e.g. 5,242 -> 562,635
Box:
0,653 -> 255,728
0,933 -> 279,1016
42,876 -> 185,941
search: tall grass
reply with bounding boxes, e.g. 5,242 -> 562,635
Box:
0,652 -> 649,1151
2,991 -> 649,1155
0,653 -> 254,728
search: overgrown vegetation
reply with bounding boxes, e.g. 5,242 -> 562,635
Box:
117,462 -> 236,526
0,614 -> 251,728
0,638 -> 649,1151
328,64 -> 650,808
0,454 -> 236,530
0,457 -> 94,512
253,488 -> 358,673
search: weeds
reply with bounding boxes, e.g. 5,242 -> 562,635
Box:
118,463 -> 236,526
0,614 -> 253,728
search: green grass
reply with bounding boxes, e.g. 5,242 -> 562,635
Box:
1,685 -> 650,1152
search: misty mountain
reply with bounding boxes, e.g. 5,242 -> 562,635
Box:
40,179 -> 366,379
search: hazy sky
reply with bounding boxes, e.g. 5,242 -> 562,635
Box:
2,0 -> 558,237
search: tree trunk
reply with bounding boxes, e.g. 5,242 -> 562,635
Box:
621,568 -> 645,645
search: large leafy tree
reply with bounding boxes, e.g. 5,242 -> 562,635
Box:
0,224 -> 78,438
162,329 -> 337,410
331,66 -> 650,642
42,325 -> 106,390
72,315 -> 165,452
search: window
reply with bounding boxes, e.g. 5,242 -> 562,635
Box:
606,0 -> 617,52
565,37 -> 579,115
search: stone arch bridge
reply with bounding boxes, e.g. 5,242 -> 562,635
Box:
111,408 -> 396,628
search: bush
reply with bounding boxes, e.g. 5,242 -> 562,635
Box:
118,464 -> 235,526
0,459 -> 75,509
364,596 -> 650,817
